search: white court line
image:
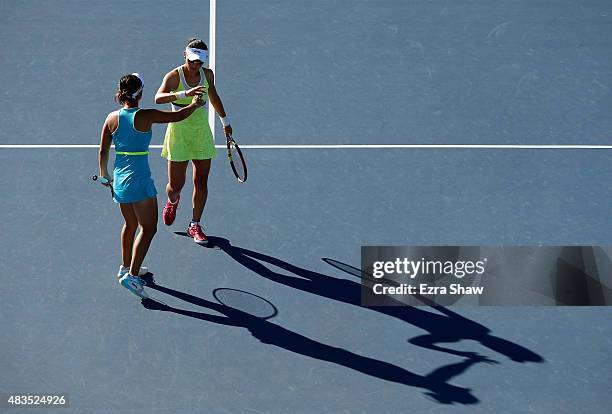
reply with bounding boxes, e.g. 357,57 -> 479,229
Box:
208,0 -> 216,142
0,144 -> 610,149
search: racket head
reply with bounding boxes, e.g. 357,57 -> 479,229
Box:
213,288 -> 277,320
226,137 -> 247,183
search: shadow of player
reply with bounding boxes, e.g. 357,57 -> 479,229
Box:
191,235 -> 543,364
141,279 -> 493,405
322,258 -> 545,363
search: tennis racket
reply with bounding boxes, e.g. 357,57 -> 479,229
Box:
226,135 -> 247,183
92,174 -> 115,199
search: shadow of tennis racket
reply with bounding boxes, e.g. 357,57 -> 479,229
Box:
142,283 -> 277,321
212,288 -> 277,320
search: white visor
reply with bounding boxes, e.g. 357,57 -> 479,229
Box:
129,73 -> 144,97
185,47 -> 208,62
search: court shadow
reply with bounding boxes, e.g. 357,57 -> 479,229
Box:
322,259 -> 545,363
186,234 -> 543,364
141,280 -> 490,405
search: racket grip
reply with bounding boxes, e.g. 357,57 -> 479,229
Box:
92,175 -> 111,184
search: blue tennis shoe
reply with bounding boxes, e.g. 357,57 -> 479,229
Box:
119,274 -> 148,298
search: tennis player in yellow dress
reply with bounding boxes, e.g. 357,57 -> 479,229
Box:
155,38 -> 233,244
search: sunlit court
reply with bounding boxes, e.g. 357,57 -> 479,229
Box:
1,1 -> 611,413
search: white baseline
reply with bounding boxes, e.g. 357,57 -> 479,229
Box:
0,144 -> 610,149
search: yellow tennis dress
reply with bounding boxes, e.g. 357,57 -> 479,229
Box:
161,66 -> 217,161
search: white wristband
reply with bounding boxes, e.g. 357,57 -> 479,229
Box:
176,91 -> 187,99
220,115 -> 231,127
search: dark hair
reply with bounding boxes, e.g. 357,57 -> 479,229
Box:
115,74 -> 143,105
186,38 -> 208,50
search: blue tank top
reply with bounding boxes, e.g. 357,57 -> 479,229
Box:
112,108 -> 153,179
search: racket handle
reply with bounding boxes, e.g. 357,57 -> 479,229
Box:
92,175 -> 110,184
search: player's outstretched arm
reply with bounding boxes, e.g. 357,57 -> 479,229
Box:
155,70 -> 206,104
136,94 -> 205,131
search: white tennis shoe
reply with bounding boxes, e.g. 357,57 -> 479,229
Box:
119,274 -> 149,299
117,265 -> 149,281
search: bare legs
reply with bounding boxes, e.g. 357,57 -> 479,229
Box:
119,203 -> 138,268
191,159 -> 211,222
119,196 -> 158,275
166,159 -> 212,222
166,160 -> 188,203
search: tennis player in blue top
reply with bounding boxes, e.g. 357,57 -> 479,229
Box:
98,73 -> 204,298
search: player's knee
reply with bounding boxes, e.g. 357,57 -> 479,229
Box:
140,224 -> 157,237
123,222 -> 138,232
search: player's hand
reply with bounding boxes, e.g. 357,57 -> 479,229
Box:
186,86 -> 206,97
223,124 -> 233,137
100,175 -> 113,187
192,93 -> 205,107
